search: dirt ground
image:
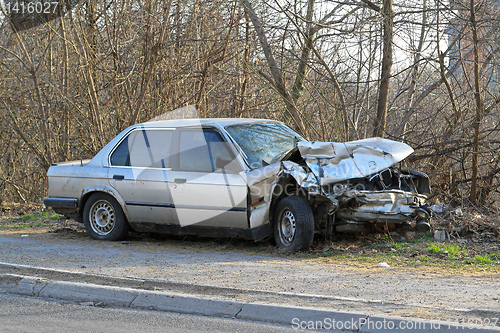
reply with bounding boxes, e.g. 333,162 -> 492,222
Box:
1,202 -> 499,274
0,203 -> 499,326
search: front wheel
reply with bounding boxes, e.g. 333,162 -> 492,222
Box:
83,193 -> 129,241
273,196 -> 314,252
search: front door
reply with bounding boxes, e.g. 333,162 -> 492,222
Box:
168,128 -> 248,229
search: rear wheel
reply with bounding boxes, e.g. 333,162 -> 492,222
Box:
273,196 -> 314,252
83,193 -> 129,241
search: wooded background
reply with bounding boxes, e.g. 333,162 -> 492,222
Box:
0,0 -> 499,206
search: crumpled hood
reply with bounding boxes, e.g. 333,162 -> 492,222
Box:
297,137 -> 414,184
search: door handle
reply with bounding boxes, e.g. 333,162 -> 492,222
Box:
113,175 -> 125,180
174,178 -> 186,183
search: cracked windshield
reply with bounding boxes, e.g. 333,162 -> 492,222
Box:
226,123 -> 305,169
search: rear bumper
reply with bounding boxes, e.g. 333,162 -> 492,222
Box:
43,197 -> 81,221
43,197 -> 78,209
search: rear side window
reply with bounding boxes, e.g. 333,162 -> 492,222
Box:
110,129 -> 174,168
110,134 -> 131,166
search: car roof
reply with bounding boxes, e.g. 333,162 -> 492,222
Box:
140,118 -> 280,128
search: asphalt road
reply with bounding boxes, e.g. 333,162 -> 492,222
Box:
1,233 -> 498,322
0,293 -> 324,333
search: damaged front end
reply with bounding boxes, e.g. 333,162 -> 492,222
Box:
280,138 -> 431,233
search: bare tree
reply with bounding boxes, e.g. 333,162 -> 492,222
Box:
0,0 -> 500,205
241,0 -> 307,134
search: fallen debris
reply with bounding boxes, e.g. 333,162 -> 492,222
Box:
377,262 -> 390,268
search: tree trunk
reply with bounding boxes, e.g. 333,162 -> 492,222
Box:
469,0 -> 483,203
373,0 -> 393,138
60,16 -> 70,160
241,0 -> 306,134
291,0 -> 315,105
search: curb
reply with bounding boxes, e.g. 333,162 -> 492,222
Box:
1,273 -> 499,332
4,261 -> 498,317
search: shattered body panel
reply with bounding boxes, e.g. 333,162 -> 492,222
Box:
242,163 -> 282,229
257,137 -> 430,231
297,138 -> 413,183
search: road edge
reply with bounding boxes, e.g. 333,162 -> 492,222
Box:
1,272 -> 499,333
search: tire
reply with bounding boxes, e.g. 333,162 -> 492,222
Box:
273,196 -> 314,252
83,193 -> 129,241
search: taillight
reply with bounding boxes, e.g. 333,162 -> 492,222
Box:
46,177 -> 49,190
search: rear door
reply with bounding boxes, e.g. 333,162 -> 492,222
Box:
167,128 -> 248,228
108,128 -> 176,223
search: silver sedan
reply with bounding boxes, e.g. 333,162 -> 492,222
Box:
44,118 -> 430,252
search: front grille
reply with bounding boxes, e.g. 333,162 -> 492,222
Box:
369,168 -> 393,189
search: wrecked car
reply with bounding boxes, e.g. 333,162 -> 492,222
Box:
44,118 -> 431,252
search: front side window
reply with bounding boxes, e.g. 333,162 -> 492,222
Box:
177,129 -> 234,172
110,129 -> 174,168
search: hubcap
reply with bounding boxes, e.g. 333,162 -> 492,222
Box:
278,209 -> 296,246
89,200 -> 115,235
